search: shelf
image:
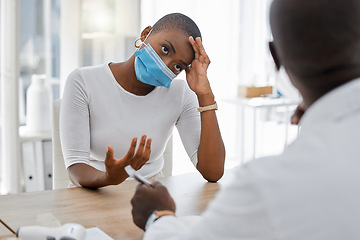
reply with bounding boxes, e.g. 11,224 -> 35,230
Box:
19,126 -> 52,142
224,97 -> 299,108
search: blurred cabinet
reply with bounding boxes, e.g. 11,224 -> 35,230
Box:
19,126 -> 52,192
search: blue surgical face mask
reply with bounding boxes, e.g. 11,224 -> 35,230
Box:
134,31 -> 176,88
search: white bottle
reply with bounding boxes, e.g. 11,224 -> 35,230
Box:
26,74 -> 52,132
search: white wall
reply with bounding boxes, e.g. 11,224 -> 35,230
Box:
0,0 -> 21,194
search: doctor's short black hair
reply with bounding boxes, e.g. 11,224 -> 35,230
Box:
152,13 -> 202,39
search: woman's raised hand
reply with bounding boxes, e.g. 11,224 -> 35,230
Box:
105,135 -> 152,185
186,36 -> 213,97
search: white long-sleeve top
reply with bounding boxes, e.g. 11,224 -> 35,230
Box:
60,63 -> 200,178
145,78 -> 360,239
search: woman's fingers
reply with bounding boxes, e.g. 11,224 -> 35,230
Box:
105,145 -> 114,164
107,135 -> 152,171
123,137 -> 138,161
189,36 -> 210,67
195,37 -> 210,65
144,138 -> 152,161
105,136 -> 151,182
132,136 -> 152,170
134,135 -> 147,158
189,36 -> 200,59
107,145 -> 114,157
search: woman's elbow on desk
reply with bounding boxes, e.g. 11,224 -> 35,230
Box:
199,168 -> 224,183
197,147 -> 226,182
197,157 -> 225,182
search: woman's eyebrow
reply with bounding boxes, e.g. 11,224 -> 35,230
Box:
165,40 -> 176,53
180,60 -> 189,67
164,40 -> 190,67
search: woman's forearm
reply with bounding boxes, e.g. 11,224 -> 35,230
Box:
68,163 -> 128,188
196,93 -> 226,182
184,36 -> 225,181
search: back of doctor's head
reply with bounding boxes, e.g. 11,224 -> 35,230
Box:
152,13 -> 202,39
270,0 -> 360,83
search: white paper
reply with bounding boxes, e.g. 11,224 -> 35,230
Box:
86,227 -> 114,240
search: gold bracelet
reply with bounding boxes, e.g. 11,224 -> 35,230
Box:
145,210 -> 176,230
197,102 -> 218,113
155,210 -> 176,218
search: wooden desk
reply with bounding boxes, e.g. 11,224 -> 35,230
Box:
0,172 -> 220,239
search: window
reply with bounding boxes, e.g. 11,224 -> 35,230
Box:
19,0 -> 61,124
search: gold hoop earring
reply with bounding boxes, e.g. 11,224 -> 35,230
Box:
134,37 -> 142,48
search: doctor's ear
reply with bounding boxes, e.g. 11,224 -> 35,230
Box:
140,26 -> 152,42
269,41 -> 281,71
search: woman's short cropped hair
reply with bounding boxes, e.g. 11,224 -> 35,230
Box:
152,13 -> 202,39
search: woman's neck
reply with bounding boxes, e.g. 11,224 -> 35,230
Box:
109,55 -> 155,96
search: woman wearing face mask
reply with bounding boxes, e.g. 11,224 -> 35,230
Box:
60,13 -> 225,188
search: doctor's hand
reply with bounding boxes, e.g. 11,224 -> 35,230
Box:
131,181 -> 176,231
186,36 -> 214,99
105,135 -> 152,185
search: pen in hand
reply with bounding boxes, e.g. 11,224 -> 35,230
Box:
125,165 -> 153,188
0,219 -> 16,235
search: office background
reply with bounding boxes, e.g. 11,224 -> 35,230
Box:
0,0 -> 300,194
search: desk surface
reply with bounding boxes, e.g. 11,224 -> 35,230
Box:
0,172 -> 221,240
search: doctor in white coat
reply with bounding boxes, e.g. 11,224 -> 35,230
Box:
131,0 -> 360,239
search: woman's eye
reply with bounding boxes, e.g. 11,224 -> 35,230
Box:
174,64 -> 182,73
161,46 -> 169,55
